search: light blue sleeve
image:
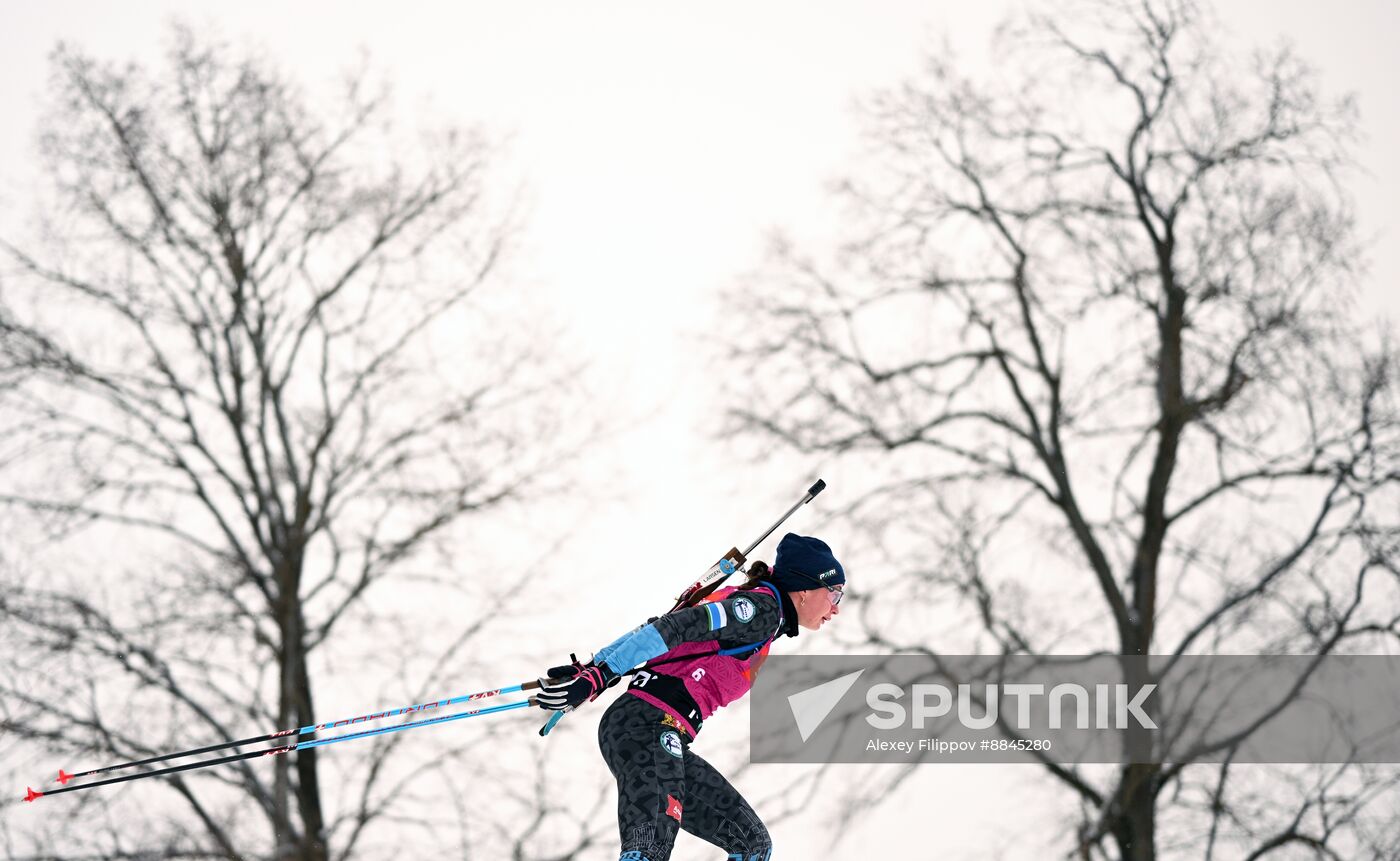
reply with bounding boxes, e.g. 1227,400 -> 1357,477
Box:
593,622 -> 669,674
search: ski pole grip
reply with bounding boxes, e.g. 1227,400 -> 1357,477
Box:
806,479 -> 826,500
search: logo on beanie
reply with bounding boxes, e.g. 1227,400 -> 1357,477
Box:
819,569 -> 838,581
659,730 -> 684,758
733,597 -> 756,622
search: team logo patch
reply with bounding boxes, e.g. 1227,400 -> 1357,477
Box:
659,730 -> 684,758
733,597 -> 756,623
665,794 -> 683,822
818,568 -> 838,581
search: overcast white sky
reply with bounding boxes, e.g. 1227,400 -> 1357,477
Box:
2,2 -> 1397,858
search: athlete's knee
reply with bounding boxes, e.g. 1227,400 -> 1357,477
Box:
725,825 -> 772,860
621,823 -> 671,861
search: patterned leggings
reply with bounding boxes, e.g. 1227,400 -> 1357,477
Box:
598,694 -> 772,861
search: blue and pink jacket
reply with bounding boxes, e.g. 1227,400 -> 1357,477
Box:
593,582 -> 796,737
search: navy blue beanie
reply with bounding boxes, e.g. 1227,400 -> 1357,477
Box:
770,533 -> 844,593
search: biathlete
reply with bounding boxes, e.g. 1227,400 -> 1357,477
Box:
536,533 -> 845,861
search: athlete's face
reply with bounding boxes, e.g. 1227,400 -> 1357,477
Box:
795,585 -> 842,630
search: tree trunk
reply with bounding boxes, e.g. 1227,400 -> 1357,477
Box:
292,613 -> 328,861
1113,764 -> 1159,861
276,542 -> 327,861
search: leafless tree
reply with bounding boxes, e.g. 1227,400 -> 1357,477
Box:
0,25 -> 596,861
724,1 -> 1400,859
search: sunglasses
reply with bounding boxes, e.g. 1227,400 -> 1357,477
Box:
826,584 -> 844,607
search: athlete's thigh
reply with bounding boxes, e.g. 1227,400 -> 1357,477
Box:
598,697 -> 691,860
677,748 -> 771,859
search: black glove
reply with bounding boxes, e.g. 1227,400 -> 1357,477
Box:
536,653 -> 620,712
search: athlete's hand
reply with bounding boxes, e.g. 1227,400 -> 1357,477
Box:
535,654 -> 620,712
